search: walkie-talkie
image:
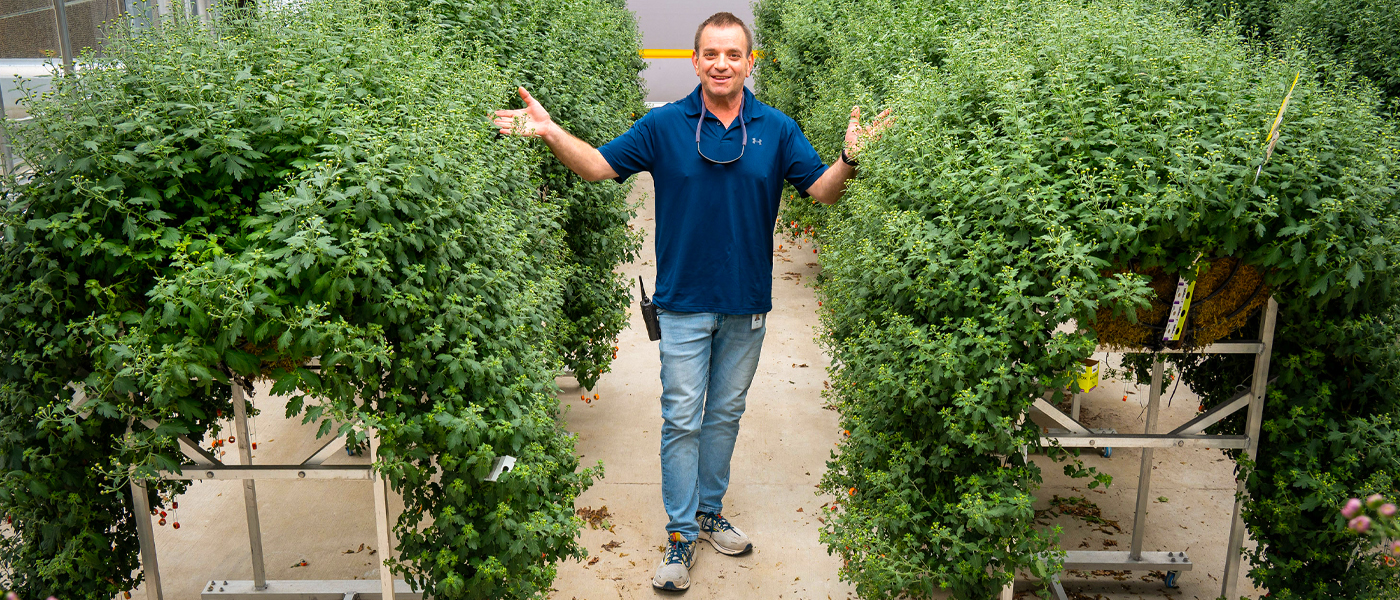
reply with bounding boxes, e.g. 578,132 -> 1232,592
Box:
639,276 -> 661,341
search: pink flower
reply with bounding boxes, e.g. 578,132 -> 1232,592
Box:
1342,497 -> 1363,518
1366,494 -> 1385,508
6,592 -> 18,600
1392,540 -> 1400,556
1348,515 -> 1372,533
1381,503 -> 1397,518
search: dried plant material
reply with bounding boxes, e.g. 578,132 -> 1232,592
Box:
576,506 -> 613,531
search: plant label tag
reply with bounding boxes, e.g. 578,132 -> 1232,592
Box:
751,314 -> 764,330
485,456 -> 516,482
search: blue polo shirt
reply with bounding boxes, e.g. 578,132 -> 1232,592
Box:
598,85 -> 828,314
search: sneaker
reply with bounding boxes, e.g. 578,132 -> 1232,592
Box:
652,532 -> 697,591
696,511 -> 753,555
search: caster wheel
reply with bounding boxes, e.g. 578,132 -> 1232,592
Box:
1164,570 -> 1179,588
1101,447 -> 1113,458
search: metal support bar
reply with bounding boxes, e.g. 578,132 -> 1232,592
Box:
1222,297 -> 1278,598
1095,341 -> 1264,355
370,429 -> 394,600
1168,381 -> 1272,436
1038,433 -> 1247,449
139,418 -> 224,465
176,435 -> 221,465
0,83 -> 10,176
232,384 -> 268,590
301,432 -> 349,466
1129,358 -> 1164,561
51,0 -> 74,74
1049,574 -> 1068,600
157,465 -> 373,480
1063,550 -> 1193,571
1070,392 -> 1082,422
199,579 -> 422,599
1030,397 -> 1091,434
129,478 -> 164,600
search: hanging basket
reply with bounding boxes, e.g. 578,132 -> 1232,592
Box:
1091,257 -> 1270,351
238,341 -> 313,379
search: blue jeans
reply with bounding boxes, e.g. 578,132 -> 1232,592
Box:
657,309 -> 766,541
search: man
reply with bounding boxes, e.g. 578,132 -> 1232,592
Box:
493,11 -> 889,592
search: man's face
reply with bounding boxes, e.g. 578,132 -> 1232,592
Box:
692,24 -> 753,101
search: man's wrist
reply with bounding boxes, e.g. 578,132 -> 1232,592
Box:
537,120 -> 564,143
840,147 -> 859,167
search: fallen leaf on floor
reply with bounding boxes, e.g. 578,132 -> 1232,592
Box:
1102,539 -> 1118,547
602,540 -> 622,552
618,553 -> 628,557
586,556 -> 599,566
577,506 -> 613,530
796,508 -> 803,512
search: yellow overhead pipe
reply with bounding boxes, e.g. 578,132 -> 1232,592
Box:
640,49 -> 766,59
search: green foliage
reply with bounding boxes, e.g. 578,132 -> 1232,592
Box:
1177,0 -> 1400,109
1176,0 -> 1278,37
757,0 -> 1400,597
1173,306 -> 1400,597
1272,0 -> 1400,108
0,1 -> 642,598
394,0 -> 646,390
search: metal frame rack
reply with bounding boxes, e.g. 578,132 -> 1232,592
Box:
128,383 -> 422,600
1001,297 -> 1277,599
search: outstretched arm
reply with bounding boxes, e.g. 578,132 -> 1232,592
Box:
493,87 -> 619,182
805,105 -> 893,205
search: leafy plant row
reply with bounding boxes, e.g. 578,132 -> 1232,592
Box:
755,0 -> 1400,597
1177,0 -> 1400,110
0,1 -> 642,598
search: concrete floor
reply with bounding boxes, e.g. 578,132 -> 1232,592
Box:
134,173 -> 1266,600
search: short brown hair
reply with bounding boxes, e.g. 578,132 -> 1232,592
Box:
694,12 -> 753,56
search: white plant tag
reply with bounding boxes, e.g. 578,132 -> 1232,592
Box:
485,456 -> 516,482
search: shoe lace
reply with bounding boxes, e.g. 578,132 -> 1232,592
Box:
665,536 -> 691,563
700,511 -> 735,533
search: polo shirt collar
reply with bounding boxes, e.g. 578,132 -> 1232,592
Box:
682,84 -> 760,124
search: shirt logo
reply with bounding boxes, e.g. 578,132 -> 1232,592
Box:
751,138 -> 762,145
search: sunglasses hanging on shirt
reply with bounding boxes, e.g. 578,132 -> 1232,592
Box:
696,103 -> 746,164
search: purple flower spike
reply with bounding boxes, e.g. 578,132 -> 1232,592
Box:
1348,515 -> 1372,533
1366,494 -> 1385,508
1342,497 -> 1363,518
1381,503 -> 1397,518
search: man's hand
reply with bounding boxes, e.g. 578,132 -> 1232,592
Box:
806,106 -> 894,205
490,86 -> 618,182
493,87 -> 556,138
842,105 -> 894,161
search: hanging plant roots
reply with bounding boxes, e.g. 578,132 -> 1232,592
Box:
1092,257 -> 1271,351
